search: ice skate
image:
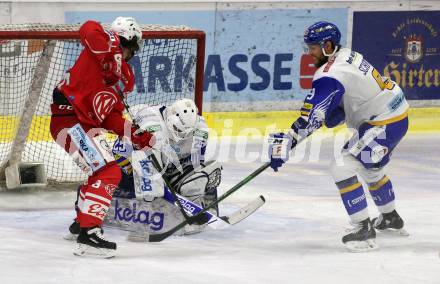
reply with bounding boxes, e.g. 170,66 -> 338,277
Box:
63,219 -> 80,241
342,218 -> 378,252
372,210 -> 409,236
74,227 -> 116,258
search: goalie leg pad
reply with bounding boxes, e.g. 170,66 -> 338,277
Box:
179,173 -> 209,199
104,196 -> 186,238
132,150 -> 165,201
178,160 -> 222,202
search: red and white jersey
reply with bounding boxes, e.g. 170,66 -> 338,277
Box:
58,20 -> 128,134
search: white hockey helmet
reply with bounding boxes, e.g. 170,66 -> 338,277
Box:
111,17 -> 142,53
165,99 -> 198,141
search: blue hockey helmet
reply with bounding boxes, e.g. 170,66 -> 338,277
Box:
304,21 -> 341,47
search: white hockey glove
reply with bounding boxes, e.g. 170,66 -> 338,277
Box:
148,131 -> 182,173
149,131 -> 166,151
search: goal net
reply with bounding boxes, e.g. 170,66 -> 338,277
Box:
0,23 -> 205,186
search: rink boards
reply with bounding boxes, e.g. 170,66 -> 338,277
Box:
0,107 -> 439,143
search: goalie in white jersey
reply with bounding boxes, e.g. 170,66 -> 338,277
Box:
268,21 -> 409,252
66,99 -> 221,239
111,98 -> 221,235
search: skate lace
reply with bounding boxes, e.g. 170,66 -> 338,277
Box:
345,221 -> 364,234
373,214 -> 384,227
90,227 -> 108,242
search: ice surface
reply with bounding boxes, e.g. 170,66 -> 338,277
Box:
1,134 -> 439,284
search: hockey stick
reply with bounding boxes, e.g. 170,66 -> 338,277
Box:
219,195 -> 265,225
148,162 -> 270,242
164,186 -> 265,227
162,188 -> 265,229
162,187 -> 229,230
115,87 -> 140,128
149,154 -> 210,225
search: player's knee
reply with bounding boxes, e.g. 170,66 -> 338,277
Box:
104,163 -> 122,180
330,154 -> 361,182
360,167 -> 384,183
90,163 -> 122,184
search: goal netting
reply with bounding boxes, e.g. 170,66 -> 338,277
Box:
0,23 -> 205,185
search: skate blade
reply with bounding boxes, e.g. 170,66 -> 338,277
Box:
63,233 -> 78,241
183,224 -> 206,235
377,227 -> 409,237
127,232 -> 149,242
344,239 -> 379,253
73,244 -> 116,259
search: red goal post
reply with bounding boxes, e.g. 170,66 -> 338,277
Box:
0,23 -> 205,187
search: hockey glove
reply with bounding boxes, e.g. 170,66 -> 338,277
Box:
268,132 -> 295,172
101,53 -> 123,86
131,127 -> 153,150
151,133 -> 182,173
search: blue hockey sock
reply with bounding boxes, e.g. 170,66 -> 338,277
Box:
368,175 -> 395,213
336,176 -> 368,222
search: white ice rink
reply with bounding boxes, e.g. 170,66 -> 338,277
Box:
0,134 -> 439,284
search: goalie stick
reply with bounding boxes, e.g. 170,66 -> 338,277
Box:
162,186 -> 266,230
150,154 -> 210,225
148,162 -> 270,242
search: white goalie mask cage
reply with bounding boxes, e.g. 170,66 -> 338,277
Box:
165,99 -> 198,142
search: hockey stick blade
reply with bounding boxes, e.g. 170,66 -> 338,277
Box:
148,195 -> 266,242
164,189 -> 229,229
148,163 -> 270,242
149,154 -> 208,225
220,195 -> 265,225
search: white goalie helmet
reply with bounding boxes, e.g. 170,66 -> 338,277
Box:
165,99 -> 198,141
111,17 -> 142,50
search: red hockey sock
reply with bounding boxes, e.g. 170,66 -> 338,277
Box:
77,164 -> 121,228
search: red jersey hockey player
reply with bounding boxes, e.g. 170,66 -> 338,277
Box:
50,17 -> 151,258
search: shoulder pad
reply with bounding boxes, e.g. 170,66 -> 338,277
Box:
313,48 -> 353,82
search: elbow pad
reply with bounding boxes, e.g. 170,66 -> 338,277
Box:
325,107 -> 345,128
101,53 -> 123,86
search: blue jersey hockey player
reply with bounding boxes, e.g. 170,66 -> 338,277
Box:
267,21 -> 409,252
